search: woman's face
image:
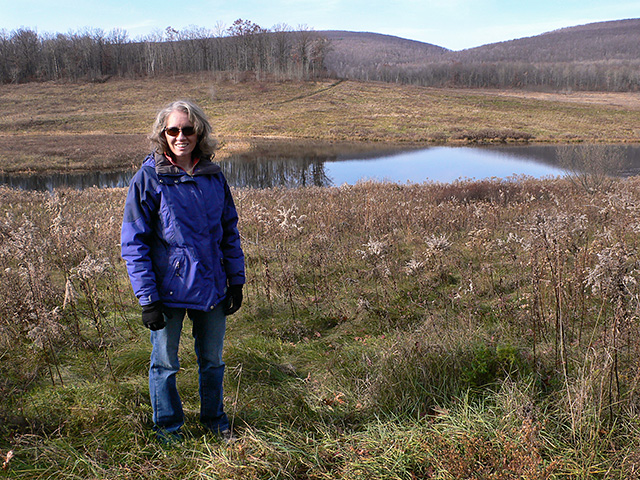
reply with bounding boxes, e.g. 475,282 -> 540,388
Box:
164,110 -> 197,161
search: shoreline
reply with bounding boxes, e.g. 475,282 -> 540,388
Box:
2,77 -> 640,174
2,136 -> 640,176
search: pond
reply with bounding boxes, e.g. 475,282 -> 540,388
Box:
2,144 -> 640,191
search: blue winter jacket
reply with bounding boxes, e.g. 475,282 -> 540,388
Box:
121,152 -> 245,311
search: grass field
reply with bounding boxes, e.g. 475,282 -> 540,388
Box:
1,74 -> 639,173
2,76 -> 640,478
2,174 -> 640,477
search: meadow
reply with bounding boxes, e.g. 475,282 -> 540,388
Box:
2,76 -> 640,478
1,75 -> 640,173
2,173 -> 640,478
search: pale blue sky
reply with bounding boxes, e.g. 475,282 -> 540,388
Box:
3,0 -> 639,50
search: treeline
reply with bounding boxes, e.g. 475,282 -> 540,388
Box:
0,20 -> 330,84
3,18 -> 639,91
335,59 -> 640,92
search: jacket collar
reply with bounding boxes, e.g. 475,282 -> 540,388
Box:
153,151 -> 221,176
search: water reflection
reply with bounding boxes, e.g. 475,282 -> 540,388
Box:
482,144 -> 640,177
327,146 -> 566,184
2,144 -> 640,191
0,170 -> 136,191
0,157 -> 331,191
223,155 -> 332,188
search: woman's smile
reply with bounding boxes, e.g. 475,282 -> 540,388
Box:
165,110 -> 197,163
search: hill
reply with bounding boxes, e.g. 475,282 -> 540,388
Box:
452,18 -> 640,63
321,19 -> 640,91
320,30 -> 448,77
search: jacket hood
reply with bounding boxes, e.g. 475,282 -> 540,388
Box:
144,151 -> 222,176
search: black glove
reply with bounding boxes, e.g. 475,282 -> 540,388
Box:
224,285 -> 243,315
142,301 -> 166,331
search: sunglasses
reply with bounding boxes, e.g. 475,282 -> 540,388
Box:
164,126 -> 197,137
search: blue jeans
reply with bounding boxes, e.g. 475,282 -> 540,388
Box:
149,304 -> 229,434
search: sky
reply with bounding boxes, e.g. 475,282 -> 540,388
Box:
3,0 -> 639,51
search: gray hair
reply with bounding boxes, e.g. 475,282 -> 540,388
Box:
149,100 -> 218,158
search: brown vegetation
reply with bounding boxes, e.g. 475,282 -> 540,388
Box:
1,76 -> 640,174
3,176 -> 640,476
455,19 -> 640,63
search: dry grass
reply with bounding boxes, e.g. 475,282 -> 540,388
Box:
3,176 -> 640,477
1,75 -> 640,173
3,75 -> 640,477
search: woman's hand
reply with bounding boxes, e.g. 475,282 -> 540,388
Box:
142,301 -> 166,330
224,285 -> 243,315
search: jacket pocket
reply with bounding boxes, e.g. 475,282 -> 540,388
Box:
158,248 -> 192,302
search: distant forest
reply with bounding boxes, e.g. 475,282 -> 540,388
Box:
1,18 -> 639,92
0,20 -> 330,84
321,19 -> 640,92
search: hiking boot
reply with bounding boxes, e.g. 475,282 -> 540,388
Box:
155,428 -> 184,446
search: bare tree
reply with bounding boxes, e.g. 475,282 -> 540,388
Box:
141,29 -> 164,75
226,19 -> 267,73
558,144 -> 624,194
10,28 -> 41,82
0,29 -> 12,82
272,23 -> 292,79
105,28 -> 129,76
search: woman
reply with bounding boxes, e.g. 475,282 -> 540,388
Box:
121,100 -> 245,442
